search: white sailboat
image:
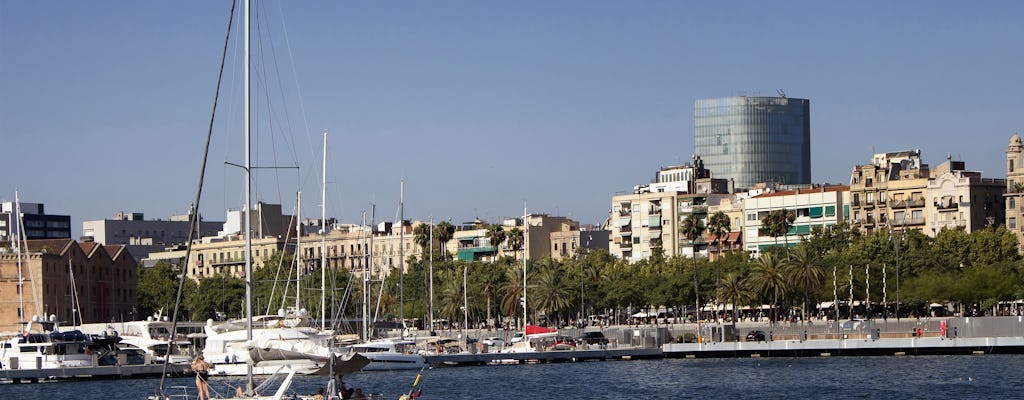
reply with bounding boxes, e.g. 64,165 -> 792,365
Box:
335,184 -> 425,371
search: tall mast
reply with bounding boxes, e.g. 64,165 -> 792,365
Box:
14,190 -> 24,326
295,191 -> 301,312
522,204 -> 528,331
428,216 -> 434,333
321,130 -> 328,330
361,211 -> 368,341
243,0 -> 254,392
398,180 -> 405,335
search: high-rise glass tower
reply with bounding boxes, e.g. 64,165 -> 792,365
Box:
694,96 -> 810,189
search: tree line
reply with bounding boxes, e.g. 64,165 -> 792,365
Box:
136,213 -> 1023,328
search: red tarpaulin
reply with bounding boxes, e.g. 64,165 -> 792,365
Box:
525,325 -> 557,335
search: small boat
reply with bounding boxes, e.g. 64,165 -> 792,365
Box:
339,339 -> 425,371
1,319 -> 95,370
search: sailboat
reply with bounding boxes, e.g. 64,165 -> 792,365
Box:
152,1 -> 299,398
335,184 -> 425,371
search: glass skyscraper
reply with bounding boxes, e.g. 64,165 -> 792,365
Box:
694,96 -> 811,189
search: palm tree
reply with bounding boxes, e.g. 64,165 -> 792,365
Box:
749,252 -> 789,323
680,213 -> 706,324
484,224 -> 506,327
717,273 -> 753,328
706,211 -> 731,321
760,209 -> 795,250
530,263 -> 573,322
435,221 -> 455,259
485,224 -> 507,259
785,245 -> 826,323
506,227 -> 524,260
499,263 -> 525,326
412,222 -> 431,255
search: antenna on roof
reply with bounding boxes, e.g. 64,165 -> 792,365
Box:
776,89 -> 786,98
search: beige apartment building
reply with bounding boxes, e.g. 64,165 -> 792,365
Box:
849,150 -> 930,235
0,239 -> 137,334
298,221 -> 420,279
1005,133 -> 1024,253
185,235 -> 288,280
454,214 -> 582,262
850,150 -> 1004,237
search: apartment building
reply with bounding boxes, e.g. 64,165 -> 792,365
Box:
298,221 -> 421,279
0,239 -> 136,334
849,151 -> 930,235
741,186 -> 850,254
610,160 -> 732,262
926,157 -> 1004,234
549,229 -> 609,262
454,214 -> 580,262
1005,133 -> 1024,253
851,150 -> 1004,237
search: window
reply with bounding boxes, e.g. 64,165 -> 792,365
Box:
746,213 -> 757,221
1011,159 -> 1016,173
1011,217 -> 1017,230
1011,198 -> 1016,209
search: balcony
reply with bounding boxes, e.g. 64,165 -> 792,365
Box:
892,217 -> 925,226
619,241 -> 632,249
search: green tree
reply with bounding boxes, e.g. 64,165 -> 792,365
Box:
717,273 -> 753,327
186,275 -> 245,321
529,260 -> 573,322
506,227 -> 525,260
680,213 -> 706,321
786,245 -> 825,322
435,221 -> 456,259
136,262 -> 197,320
706,211 -> 731,320
749,252 -> 788,323
413,222 -> 431,255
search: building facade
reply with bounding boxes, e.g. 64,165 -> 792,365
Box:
82,211 -> 223,261
741,186 -> 850,254
0,239 -> 137,334
549,229 -> 610,262
694,95 -> 811,189
849,150 -> 930,235
1,202 -> 71,241
1005,133 -> 1024,253
850,150 -> 1004,237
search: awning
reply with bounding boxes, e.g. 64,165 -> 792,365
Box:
617,218 -> 631,227
649,231 -> 662,239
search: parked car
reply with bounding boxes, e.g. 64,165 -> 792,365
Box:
746,330 -> 767,342
578,331 -> 609,345
510,332 -> 526,343
482,337 -> 506,348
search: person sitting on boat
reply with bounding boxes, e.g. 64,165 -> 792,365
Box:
192,354 -> 212,400
352,388 -> 367,400
312,388 -> 325,400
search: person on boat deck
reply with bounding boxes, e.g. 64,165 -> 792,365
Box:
192,354 -> 212,400
312,388 -> 325,400
352,388 -> 367,400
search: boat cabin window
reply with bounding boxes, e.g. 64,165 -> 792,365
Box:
20,345 -> 39,353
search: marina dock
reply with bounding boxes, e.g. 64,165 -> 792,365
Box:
0,363 -> 191,384
424,347 -> 664,366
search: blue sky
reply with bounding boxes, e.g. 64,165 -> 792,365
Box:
2,1 -> 1021,238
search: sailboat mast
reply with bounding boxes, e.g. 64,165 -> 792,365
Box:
243,0 -> 254,392
522,204 -> 528,331
14,190 -> 24,326
361,211 -> 368,341
428,216 -> 433,333
296,191 -> 301,312
399,180 -> 404,335
321,130 -> 327,330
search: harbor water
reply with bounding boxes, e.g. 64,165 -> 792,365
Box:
3,354 -> 1023,399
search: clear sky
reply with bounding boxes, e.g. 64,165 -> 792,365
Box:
2,1 -> 1021,238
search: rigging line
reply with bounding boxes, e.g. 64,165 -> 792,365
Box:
159,0 -> 236,395
252,6 -> 293,216
274,0 -> 314,155
260,0 -> 303,169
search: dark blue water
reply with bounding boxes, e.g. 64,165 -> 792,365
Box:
3,355 -> 1022,399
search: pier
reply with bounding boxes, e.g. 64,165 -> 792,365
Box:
0,364 -> 191,384
424,347 -> 663,366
